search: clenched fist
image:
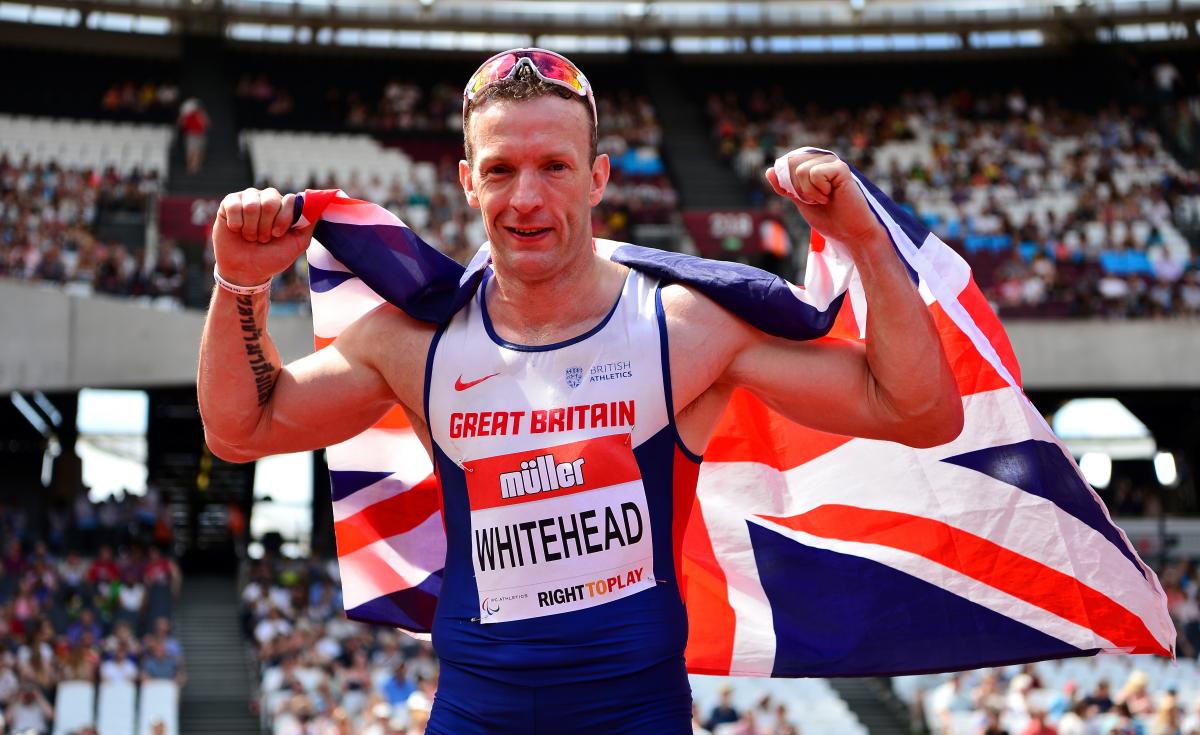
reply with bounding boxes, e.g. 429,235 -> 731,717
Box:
213,187 -> 315,286
765,151 -> 887,251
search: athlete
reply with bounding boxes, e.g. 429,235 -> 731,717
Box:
198,49 -> 963,734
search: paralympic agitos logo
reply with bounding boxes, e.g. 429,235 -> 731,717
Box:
481,597 -> 500,617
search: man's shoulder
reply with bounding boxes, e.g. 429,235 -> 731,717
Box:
657,281 -> 755,339
340,302 -> 438,362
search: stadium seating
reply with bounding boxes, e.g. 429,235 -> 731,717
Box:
240,129 -> 435,196
136,680 -> 179,735
894,655 -> 1200,735
52,680 -> 97,735
0,114 -> 171,176
97,681 -> 137,735
690,673 -> 867,735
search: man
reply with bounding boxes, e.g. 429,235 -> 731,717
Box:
199,49 -> 961,734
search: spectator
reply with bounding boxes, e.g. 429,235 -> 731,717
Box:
86,547 -> 120,589
141,636 -> 185,687
114,570 -> 145,632
1117,671 -> 1155,717
61,640 -> 100,683
1149,691 -> 1181,735
6,684 -> 53,735
151,618 -> 182,662
65,608 -> 102,647
148,240 -> 185,302
1019,709 -> 1057,735
382,662 -> 415,708
99,640 -> 138,685
706,685 -> 740,732
178,99 -> 210,175
1084,680 -> 1115,714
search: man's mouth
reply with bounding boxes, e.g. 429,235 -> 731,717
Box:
506,226 -> 551,238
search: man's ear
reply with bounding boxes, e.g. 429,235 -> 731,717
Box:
458,159 -> 479,209
588,153 -> 610,208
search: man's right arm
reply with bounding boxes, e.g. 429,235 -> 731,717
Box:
197,188 -> 414,463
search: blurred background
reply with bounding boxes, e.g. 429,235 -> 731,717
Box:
0,1 -> 1198,734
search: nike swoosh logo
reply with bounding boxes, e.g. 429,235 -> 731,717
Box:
454,372 -> 500,391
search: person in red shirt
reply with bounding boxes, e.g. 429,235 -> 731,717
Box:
87,545 -> 120,587
1019,709 -> 1058,735
178,98 -> 211,174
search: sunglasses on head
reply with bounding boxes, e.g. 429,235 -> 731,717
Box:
463,47 -> 597,126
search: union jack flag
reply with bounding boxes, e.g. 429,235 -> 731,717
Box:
300,150 -> 1173,677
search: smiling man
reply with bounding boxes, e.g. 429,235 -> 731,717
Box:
198,48 -> 962,734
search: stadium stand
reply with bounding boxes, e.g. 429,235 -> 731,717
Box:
0,116 -> 171,178
0,6 -> 1198,734
704,85 -> 1200,318
237,554 -> 870,735
1,49 -> 1192,319
894,655 -> 1200,735
0,499 -> 183,735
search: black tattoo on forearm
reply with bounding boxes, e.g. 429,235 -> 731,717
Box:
236,294 -> 277,406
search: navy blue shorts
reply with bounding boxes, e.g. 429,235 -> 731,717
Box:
426,656 -> 693,735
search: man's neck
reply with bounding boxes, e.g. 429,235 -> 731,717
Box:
486,244 -> 626,346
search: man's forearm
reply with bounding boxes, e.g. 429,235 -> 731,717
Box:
197,286 -> 282,449
854,232 -> 961,435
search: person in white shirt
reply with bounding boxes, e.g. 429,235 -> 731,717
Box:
6,686 -> 53,735
99,642 -> 139,685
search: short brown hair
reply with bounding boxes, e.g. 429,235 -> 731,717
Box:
463,62 -> 598,164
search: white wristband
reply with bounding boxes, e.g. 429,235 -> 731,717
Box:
214,266 -> 272,295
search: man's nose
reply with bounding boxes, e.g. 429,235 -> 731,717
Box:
510,169 -> 544,212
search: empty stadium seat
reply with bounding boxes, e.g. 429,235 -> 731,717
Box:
136,680 -> 179,735
98,681 -> 137,735
0,114 -> 170,176
53,680 -> 97,735
242,130 -> 422,194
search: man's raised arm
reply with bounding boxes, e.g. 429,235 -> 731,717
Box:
666,150 -> 963,452
197,188 -> 400,463
748,150 -> 964,447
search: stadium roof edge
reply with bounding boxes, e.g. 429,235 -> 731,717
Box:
0,0 -> 1196,46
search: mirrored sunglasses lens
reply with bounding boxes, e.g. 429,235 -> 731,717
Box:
527,54 -> 585,93
467,54 -> 517,96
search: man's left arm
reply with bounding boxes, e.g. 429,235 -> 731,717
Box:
753,151 -> 962,446
671,151 -> 963,450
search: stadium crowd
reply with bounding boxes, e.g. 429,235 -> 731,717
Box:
241,557 -> 438,735
0,156 -> 182,301
706,86 -> 1200,318
5,68 -> 1199,320
909,662 -> 1200,735
240,554 -> 819,735
0,493 -> 183,735
100,81 -> 181,122
894,554 -> 1200,735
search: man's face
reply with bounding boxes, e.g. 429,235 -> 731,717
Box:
460,95 -> 608,279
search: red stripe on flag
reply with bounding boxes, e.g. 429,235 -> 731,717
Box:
929,297 -> 1011,398
301,189 -> 341,223
705,388 -> 851,470
671,445 -> 701,605
822,297 -> 861,341
955,276 -> 1022,387
681,495 -> 738,675
762,505 -> 1168,655
333,476 -> 441,557
373,405 -> 412,430
314,335 -> 336,351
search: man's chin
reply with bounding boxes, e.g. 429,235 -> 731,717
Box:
492,240 -> 577,280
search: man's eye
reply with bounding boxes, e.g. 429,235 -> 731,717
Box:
548,163 -> 568,172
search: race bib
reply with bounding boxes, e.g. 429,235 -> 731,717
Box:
464,432 -> 656,623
